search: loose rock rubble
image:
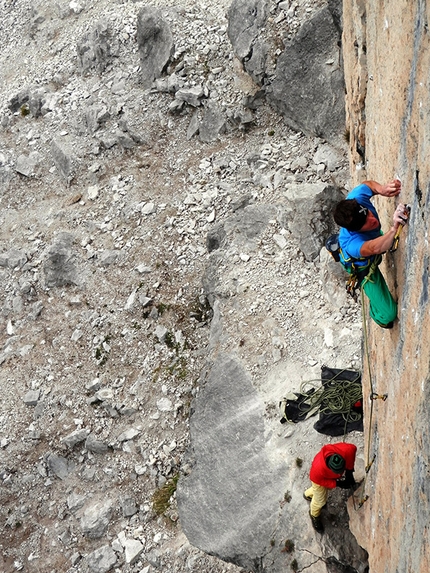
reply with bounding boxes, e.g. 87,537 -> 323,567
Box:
0,1 -> 362,572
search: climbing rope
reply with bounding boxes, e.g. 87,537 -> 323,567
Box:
299,374 -> 363,432
352,270 -> 387,510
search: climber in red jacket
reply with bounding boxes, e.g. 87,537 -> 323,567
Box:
304,442 -> 357,533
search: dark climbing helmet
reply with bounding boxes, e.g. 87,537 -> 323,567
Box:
326,454 -> 345,473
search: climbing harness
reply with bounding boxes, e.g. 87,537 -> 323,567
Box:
325,234 -> 374,299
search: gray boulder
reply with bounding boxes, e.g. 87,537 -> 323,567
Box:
0,249 -> 28,269
77,20 -> 115,74
175,86 -> 205,107
199,102 -> 226,143
241,39 -> 267,84
62,428 -> 90,449
313,143 -> 345,172
50,139 -> 75,184
228,1 -> 345,144
47,453 -> 75,480
81,499 -> 114,539
227,0 -> 270,61
136,7 -> 174,89
42,233 -> 80,288
177,354 -> 287,571
203,204 -> 277,305
15,151 -> 42,177
266,6 -> 345,144
8,86 -> 48,118
279,183 -> 344,261
85,433 -> 109,454
84,545 -> 117,573
85,105 -> 110,133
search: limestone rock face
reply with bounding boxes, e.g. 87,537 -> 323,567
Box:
344,2 -> 430,572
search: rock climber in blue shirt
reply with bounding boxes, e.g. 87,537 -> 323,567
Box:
333,179 -> 408,328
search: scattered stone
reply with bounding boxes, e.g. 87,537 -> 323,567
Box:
124,538 -> 144,565
81,500 -> 113,539
62,428 -> 90,448
77,20 -> 115,74
67,492 -> 87,512
154,325 -> 168,342
95,388 -> 114,401
50,139 -> 75,183
23,389 -> 41,406
84,544 -> 117,573
117,428 -> 140,442
99,250 -> 119,266
47,453 -> 75,480
85,433 -> 109,454
120,496 -> 138,517
43,233 -> 79,288
15,152 -> 41,177
157,397 -> 173,412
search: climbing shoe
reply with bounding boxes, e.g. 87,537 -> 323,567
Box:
310,513 -> 324,533
303,493 -> 312,502
379,321 -> 394,329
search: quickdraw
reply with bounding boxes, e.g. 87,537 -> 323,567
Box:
357,494 -> 369,509
365,454 -> 376,473
370,392 -> 388,401
390,204 -> 410,252
346,274 -> 360,297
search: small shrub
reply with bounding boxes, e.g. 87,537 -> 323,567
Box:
291,558 -> 298,572
295,457 -> 303,468
152,474 -> 179,516
156,302 -> 169,315
167,356 -> 187,380
282,539 -> 295,553
164,331 -> 176,350
189,297 -> 212,324
20,104 -> 30,117
343,127 -> 351,143
284,491 -> 292,503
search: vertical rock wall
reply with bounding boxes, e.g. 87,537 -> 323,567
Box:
344,1 -> 430,571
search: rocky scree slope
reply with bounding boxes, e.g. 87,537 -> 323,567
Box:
0,1 -> 364,573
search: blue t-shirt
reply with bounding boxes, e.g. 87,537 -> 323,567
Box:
338,183 -> 381,263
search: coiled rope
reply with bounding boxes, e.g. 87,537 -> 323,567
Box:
299,374 -> 363,432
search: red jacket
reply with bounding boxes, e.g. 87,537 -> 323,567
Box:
309,443 -> 357,489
